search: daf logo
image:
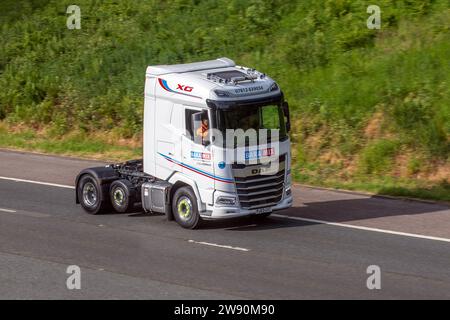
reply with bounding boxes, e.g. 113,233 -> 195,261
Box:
251,167 -> 271,175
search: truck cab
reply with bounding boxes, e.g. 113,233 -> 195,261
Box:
75,58 -> 293,228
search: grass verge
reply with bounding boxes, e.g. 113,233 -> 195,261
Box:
0,123 -> 141,162
293,173 -> 450,202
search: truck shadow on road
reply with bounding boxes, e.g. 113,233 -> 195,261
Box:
200,196 -> 449,231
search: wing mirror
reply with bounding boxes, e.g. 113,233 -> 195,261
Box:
282,101 -> 291,133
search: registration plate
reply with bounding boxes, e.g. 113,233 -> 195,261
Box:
256,207 -> 272,214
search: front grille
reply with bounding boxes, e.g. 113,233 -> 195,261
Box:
232,155 -> 285,209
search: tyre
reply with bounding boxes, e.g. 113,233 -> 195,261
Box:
77,174 -> 111,214
171,186 -> 201,229
109,179 -> 136,213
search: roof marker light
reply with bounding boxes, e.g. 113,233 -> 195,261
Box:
270,82 -> 279,92
214,89 -> 230,97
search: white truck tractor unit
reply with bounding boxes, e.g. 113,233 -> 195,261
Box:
75,58 -> 293,228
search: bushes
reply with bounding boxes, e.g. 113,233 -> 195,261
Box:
0,0 -> 448,188
358,139 -> 399,175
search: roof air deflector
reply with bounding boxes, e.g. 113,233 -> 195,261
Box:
146,57 -> 235,76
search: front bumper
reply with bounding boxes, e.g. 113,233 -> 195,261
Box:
201,194 -> 293,219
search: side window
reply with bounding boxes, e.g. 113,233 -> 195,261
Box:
185,108 -> 210,145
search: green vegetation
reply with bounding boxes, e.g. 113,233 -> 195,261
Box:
358,139 -> 399,175
0,123 -> 141,161
0,0 -> 449,201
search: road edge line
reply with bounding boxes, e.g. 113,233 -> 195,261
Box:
0,176 -> 75,189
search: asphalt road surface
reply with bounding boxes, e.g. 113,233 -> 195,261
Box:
0,149 -> 449,299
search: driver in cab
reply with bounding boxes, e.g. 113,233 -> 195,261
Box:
196,117 -> 209,140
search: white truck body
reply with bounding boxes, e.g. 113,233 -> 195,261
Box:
143,58 -> 293,219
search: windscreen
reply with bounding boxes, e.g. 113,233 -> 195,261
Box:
217,103 -> 287,146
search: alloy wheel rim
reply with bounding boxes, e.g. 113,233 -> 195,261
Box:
83,182 -> 97,207
113,188 -> 125,206
177,196 -> 192,221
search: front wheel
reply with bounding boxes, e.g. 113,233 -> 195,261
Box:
172,186 -> 201,229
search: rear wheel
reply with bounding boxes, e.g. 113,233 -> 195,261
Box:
172,186 -> 201,229
109,179 -> 136,213
77,174 -> 110,214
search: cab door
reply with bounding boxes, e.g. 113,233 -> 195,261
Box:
181,106 -> 215,206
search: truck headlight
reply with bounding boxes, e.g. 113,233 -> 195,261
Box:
285,173 -> 292,197
216,196 -> 236,206
285,186 -> 292,197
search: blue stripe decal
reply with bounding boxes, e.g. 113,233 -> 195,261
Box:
158,152 -> 233,183
160,79 -> 175,92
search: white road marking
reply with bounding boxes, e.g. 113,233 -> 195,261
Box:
0,176 -> 74,189
0,207 -> 50,218
273,214 -> 450,244
188,240 -> 250,252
